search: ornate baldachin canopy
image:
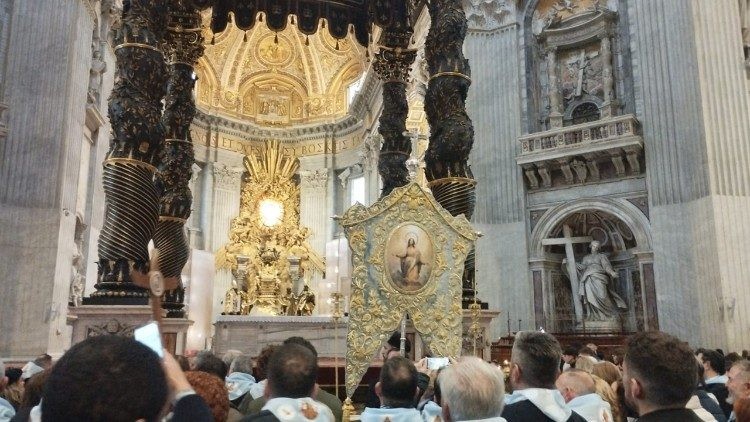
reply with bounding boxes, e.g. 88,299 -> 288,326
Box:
182,0 -> 411,47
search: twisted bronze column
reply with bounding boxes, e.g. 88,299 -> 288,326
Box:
156,2 -> 204,318
375,27 -> 416,197
91,0 -> 169,303
424,0 -> 483,306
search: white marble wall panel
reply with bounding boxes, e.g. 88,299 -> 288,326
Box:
0,0 -> 95,358
209,164 -> 242,319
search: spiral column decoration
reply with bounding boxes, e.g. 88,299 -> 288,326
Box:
90,0 -> 169,303
423,0 -> 484,307
374,21 -> 415,197
155,1 -> 204,318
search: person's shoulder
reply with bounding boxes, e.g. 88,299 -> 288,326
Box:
501,400 -> 552,421
638,408 -> 706,422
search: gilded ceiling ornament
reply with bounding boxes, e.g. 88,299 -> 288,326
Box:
338,182 -> 477,398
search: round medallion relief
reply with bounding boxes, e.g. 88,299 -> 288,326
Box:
256,34 -> 295,67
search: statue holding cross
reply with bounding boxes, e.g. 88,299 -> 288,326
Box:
544,225 -> 627,328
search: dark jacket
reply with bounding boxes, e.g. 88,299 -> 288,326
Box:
704,382 -> 733,418
241,409 -> 280,422
172,394 -> 213,422
636,408 -> 705,421
501,399 -> 587,422
696,389 -> 727,422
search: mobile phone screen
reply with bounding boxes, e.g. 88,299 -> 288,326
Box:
427,357 -> 449,370
134,321 -> 164,358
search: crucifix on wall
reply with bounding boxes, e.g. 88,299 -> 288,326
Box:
542,224 -> 592,325
566,50 -> 600,99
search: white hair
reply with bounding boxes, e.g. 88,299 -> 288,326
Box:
440,357 -> 505,421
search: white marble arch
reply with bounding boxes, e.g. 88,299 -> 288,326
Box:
529,197 -> 652,259
527,197 -> 656,332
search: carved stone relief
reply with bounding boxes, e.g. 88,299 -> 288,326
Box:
86,319 -> 136,338
463,0 -> 514,31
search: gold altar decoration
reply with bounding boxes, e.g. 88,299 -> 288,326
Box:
338,182 -> 478,398
216,140 -> 324,315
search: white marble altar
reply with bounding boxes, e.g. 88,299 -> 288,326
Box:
212,310 -> 500,361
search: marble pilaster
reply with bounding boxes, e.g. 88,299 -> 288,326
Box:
209,164 -> 243,318
628,0 -> 750,349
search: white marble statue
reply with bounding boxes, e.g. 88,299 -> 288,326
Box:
565,240 -> 627,322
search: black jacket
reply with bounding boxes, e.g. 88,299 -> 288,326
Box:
637,408 -> 705,422
501,399 -> 587,422
704,382 -> 733,418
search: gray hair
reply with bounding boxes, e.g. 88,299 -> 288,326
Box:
222,349 -> 243,368
440,357 -> 505,421
230,353 -> 254,375
511,331 -> 562,388
732,360 -> 750,380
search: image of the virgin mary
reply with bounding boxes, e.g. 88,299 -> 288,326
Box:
395,235 -> 424,287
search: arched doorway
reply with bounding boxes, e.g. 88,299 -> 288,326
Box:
528,198 -> 656,333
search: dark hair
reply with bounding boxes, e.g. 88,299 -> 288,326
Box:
42,336 -> 168,422
563,347 -> 579,357
511,331 -> 562,388
34,354 -> 53,369
379,356 -> 418,408
19,369 -> 50,411
579,346 -> 596,357
701,349 -> 726,374
387,331 -> 411,354
267,343 -> 318,398
726,352 -> 743,370
284,336 -> 318,358
5,367 -> 22,385
624,331 -> 696,408
256,344 -> 279,380
195,352 -> 229,380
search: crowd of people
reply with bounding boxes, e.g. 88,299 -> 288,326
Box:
1,330 -> 750,422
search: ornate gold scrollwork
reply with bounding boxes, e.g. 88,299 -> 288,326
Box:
338,182 -> 477,398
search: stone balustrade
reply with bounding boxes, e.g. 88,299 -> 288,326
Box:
516,115 -> 644,190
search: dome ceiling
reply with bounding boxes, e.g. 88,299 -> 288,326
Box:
195,14 -> 366,127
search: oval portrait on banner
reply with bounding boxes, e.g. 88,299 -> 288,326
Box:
385,224 -> 435,293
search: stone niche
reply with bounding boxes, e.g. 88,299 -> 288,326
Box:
527,199 -> 658,334
517,0 -> 644,190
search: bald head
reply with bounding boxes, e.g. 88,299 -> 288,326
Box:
556,369 -> 596,403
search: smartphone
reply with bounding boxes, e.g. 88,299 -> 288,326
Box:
134,321 -> 164,358
427,357 -> 449,370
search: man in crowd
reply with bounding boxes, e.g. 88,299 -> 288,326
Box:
502,331 -> 586,422
621,331 -> 703,421
727,360 -> 750,421
0,360 -> 14,422
242,337 -> 342,421
699,349 -> 732,417
361,356 -> 422,422
561,347 -> 578,372
366,331 -> 412,409
227,353 -> 257,408
556,369 -> 613,422
439,357 -> 506,422
41,335 -> 212,421
241,342 -> 334,422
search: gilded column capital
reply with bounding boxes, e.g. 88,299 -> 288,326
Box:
162,2 -> 204,66
373,48 -> 418,84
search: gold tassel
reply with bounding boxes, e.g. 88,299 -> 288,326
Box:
342,398 -> 355,422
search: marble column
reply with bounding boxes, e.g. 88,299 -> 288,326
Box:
209,164 -> 242,318
546,47 -> 563,128
599,35 -> 615,118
